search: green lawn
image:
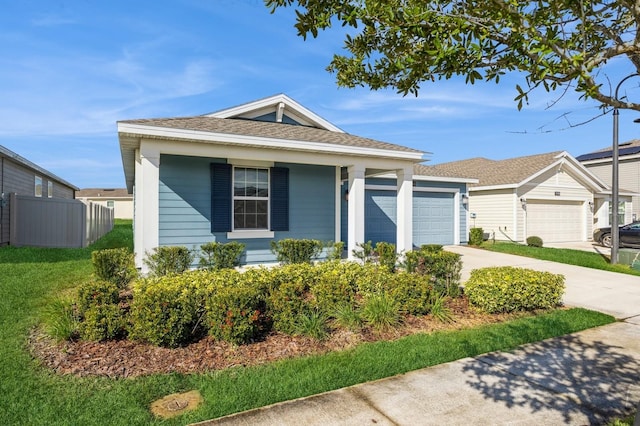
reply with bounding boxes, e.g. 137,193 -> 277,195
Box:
0,222 -> 615,425
481,242 -> 640,276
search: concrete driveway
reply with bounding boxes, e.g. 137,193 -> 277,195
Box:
446,245 -> 640,321
195,247 -> 640,426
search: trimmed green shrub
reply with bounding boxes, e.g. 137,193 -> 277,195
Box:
420,244 -> 443,253
271,239 -> 323,264
375,241 -> 397,271
386,271 -> 435,315
325,241 -> 345,261
310,261 -> 359,315
404,249 -> 462,297
267,279 -> 313,335
143,246 -> 193,277
128,271 -> 207,347
526,236 -> 544,248
91,248 -> 137,289
79,304 -> 126,341
469,227 -> 484,246
465,266 -> 565,313
205,281 -> 265,345
263,262 -> 318,294
352,241 -> 376,263
198,241 -> 245,270
77,280 -> 120,314
354,263 -> 393,296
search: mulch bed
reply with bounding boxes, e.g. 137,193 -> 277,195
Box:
28,297 -> 520,379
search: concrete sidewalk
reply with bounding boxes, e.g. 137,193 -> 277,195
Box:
196,247 -> 640,425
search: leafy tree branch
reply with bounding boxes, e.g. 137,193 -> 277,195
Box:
267,0 -> 640,111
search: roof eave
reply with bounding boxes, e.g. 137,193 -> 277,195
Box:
117,123 -> 425,161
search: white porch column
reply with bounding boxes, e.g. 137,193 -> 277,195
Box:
335,166 -> 342,244
347,164 -> 365,260
396,166 -> 413,254
135,143 -> 160,273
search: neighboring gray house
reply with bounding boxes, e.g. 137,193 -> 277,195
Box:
118,94 -> 475,272
0,145 -> 78,245
425,151 -> 630,243
577,139 -> 640,223
76,188 -> 133,219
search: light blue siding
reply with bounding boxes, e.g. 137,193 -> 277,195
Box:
365,190 -> 397,244
159,155 -> 217,252
158,155 -> 335,265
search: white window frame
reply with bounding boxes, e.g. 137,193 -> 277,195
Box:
228,165 -> 274,239
47,181 -> 53,198
35,176 -> 43,197
107,200 -> 115,208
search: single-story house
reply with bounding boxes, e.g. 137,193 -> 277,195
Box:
425,151 -> 633,243
0,145 -> 78,245
577,139 -> 640,222
76,188 -> 133,219
117,94 -> 475,271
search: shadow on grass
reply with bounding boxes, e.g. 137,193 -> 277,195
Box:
462,331 -> 640,424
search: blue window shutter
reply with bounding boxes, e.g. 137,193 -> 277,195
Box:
270,167 -> 289,231
211,163 -> 232,232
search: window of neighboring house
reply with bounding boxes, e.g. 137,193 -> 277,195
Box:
233,167 -> 269,230
34,176 -> 43,197
107,200 -> 115,208
47,181 -> 53,198
609,201 -> 625,225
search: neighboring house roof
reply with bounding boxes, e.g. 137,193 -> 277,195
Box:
118,95 -> 426,192
427,151 -> 608,191
76,188 -> 132,198
413,164 -> 479,184
0,145 -> 78,191
576,139 -> 640,161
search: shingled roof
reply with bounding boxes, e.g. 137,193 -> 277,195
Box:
118,116 -> 422,154
425,151 -> 567,187
76,188 -> 131,198
576,139 -> 640,161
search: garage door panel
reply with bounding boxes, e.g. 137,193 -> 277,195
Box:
527,200 -> 583,243
413,192 -> 455,246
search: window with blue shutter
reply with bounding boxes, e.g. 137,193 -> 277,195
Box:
270,167 -> 289,231
211,163 -> 232,232
212,163 -> 289,234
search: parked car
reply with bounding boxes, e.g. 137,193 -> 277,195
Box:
593,221 -> 640,248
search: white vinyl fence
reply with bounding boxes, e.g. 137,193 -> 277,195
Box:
9,193 -> 114,248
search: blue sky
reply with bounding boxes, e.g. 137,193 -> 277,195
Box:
2,0 -> 640,189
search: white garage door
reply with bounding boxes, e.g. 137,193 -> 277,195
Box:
526,200 -> 584,243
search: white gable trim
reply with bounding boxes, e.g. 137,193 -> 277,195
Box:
517,152 -> 607,192
205,94 -> 344,133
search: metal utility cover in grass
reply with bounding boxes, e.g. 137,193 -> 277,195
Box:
150,390 -> 203,419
